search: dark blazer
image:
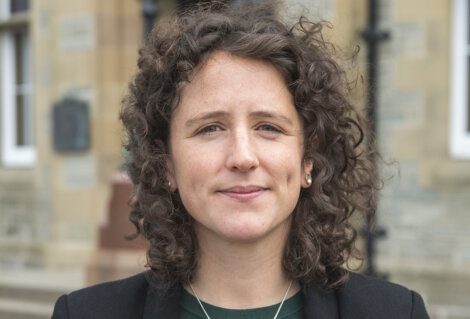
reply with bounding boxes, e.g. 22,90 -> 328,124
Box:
51,272 -> 429,319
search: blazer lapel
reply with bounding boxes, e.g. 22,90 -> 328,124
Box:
303,283 -> 339,319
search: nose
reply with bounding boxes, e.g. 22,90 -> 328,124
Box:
225,129 -> 259,172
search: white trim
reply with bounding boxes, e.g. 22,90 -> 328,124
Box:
450,0 -> 470,159
0,0 -> 10,20
1,31 -> 36,167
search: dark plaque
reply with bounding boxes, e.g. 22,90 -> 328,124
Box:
53,98 -> 90,151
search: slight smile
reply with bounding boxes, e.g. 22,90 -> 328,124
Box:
218,185 -> 268,201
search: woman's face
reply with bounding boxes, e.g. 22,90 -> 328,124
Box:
168,51 -> 312,243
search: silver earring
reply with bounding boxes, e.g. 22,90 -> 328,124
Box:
305,174 -> 312,187
167,181 -> 172,188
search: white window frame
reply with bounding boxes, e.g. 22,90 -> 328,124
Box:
450,0 -> 470,159
0,0 -> 36,166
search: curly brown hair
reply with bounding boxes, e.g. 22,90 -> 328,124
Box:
120,1 -> 379,291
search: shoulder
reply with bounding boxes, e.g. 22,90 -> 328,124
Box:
336,272 -> 429,318
52,272 -> 149,319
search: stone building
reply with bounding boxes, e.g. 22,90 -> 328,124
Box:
0,0 -> 144,317
0,0 -> 469,318
373,1 -> 470,318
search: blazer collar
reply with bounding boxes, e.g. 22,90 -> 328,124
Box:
143,279 -> 339,319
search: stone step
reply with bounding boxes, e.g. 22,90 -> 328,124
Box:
0,298 -> 52,319
0,284 -> 65,304
0,269 -> 84,319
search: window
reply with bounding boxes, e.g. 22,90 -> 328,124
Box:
10,0 -> 29,14
450,0 -> 470,159
0,0 -> 35,166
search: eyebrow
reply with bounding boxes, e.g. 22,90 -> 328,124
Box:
185,111 -> 229,128
185,110 -> 295,128
250,110 -> 294,127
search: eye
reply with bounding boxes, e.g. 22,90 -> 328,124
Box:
197,124 -> 223,135
256,124 -> 282,134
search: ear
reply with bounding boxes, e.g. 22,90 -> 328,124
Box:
301,159 -> 313,188
166,157 -> 177,191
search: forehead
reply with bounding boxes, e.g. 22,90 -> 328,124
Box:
173,51 -> 295,118
196,51 -> 284,83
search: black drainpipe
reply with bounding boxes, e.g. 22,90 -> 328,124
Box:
360,0 -> 390,278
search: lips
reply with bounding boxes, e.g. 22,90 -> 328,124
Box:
218,185 -> 267,201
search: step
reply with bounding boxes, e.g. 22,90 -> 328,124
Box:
0,269 -> 84,319
0,298 -> 52,319
0,284 -> 65,304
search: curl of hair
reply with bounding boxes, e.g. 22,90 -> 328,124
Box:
120,1 -> 380,291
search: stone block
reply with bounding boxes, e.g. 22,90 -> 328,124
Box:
55,219 -> 95,244
283,0 -> 335,23
394,0 -> 449,22
379,90 -> 425,129
377,58 -> 396,93
385,22 -> 428,59
59,13 -> 95,52
377,0 -> 395,27
85,249 -> 146,286
60,154 -> 97,190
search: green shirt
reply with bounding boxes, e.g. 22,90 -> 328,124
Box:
180,289 -> 304,319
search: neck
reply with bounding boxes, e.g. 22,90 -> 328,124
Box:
185,224 -> 300,309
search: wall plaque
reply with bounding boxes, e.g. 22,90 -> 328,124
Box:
53,98 -> 90,152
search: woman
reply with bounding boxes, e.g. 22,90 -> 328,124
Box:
52,2 -> 429,318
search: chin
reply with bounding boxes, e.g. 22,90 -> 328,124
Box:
223,229 -> 268,243
218,221 -> 289,244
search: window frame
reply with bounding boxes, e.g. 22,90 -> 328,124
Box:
450,0 -> 470,159
0,0 -> 35,167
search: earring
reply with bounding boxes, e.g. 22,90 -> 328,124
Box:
305,174 -> 312,187
167,180 -> 172,188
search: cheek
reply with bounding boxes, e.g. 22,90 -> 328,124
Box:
173,147 -> 219,188
173,157 -> 211,214
264,143 -> 303,182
